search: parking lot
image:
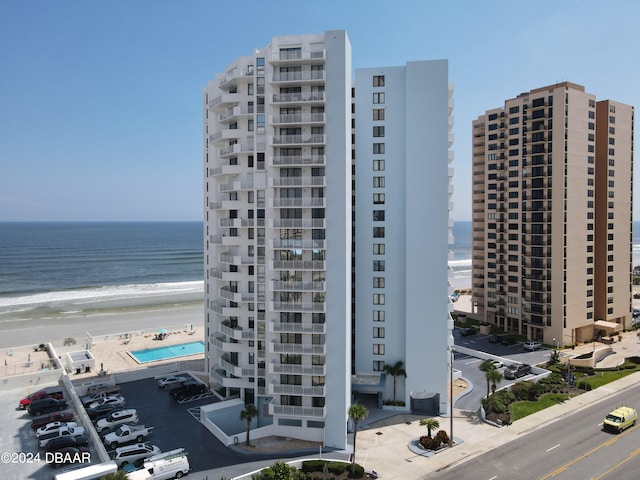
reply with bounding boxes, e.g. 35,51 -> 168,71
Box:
453,330 -> 552,411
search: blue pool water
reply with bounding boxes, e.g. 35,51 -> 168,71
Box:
129,341 -> 205,363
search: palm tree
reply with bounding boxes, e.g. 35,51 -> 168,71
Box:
419,417 -> 440,438
349,403 -> 369,473
486,368 -> 503,396
479,360 -> 497,397
240,404 -> 259,446
383,360 -> 407,404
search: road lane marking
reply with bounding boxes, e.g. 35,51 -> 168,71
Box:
465,359 -> 482,365
591,447 -> 640,480
546,444 -> 560,452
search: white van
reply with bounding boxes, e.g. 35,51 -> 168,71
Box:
52,461 -> 117,480
126,448 -> 190,480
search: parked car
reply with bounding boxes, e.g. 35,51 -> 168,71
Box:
523,341 -> 542,351
113,443 -> 160,467
103,424 -> 154,449
19,388 -> 64,409
96,409 -> 139,433
38,426 -> 86,448
87,403 -> 122,421
501,336 -> 517,346
490,360 -> 504,369
488,335 -> 501,343
48,446 -> 90,468
88,395 -> 126,410
504,364 -> 532,380
28,398 -> 68,416
31,411 -> 74,430
45,434 -> 89,453
81,389 -> 121,406
460,327 -> 478,337
157,375 -> 189,389
36,421 -> 78,437
170,382 -> 207,401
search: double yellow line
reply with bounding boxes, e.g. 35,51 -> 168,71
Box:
540,424 -> 638,479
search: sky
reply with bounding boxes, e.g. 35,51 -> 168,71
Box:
1,0 -> 638,222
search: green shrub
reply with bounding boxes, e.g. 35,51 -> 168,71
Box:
326,462 -> 347,475
435,429 -> 450,446
348,464 -> 365,478
301,460 -> 326,473
576,381 -> 592,391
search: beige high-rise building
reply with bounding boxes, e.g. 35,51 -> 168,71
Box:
471,82 -> 634,347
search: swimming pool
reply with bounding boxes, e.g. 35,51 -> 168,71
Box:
129,341 -> 205,364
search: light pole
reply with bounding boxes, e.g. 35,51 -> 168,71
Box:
449,346 -> 454,447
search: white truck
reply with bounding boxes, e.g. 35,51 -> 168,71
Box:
103,424 -> 154,449
125,448 -> 189,480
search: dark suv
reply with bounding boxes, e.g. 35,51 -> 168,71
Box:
504,364 -> 531,380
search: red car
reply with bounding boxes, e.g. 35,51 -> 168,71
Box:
19,389 -> 64,409
31,411 -> 74,430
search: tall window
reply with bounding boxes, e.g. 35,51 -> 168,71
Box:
373,108 -> 385,121
373,92 -> 385,104
373,75 -> 385,86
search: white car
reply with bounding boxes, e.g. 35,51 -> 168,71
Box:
157,375 -> 188,389
523,341 -> 542,351
96,409 -> 138,433
113,443 -> 160,467
38,426 -> 86,448
490,360 -> 504,369
36,421 -> 78,437
88,395 -> 126,410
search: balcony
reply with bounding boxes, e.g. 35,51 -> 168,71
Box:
269,403 -> 325,418
271,113 -> 325,125
219,105 -> 254,123
209,334 -> 238,353
269,362 -> 326,376
209,235 -> 240,246
270,301 -> 325,313
270,260 -> 325,270
210,302 -> 238,317
270,176 -> 325,187
271,280 -> 325,292
271,239 -> 326,250
272,92 -> 325,104
219,287 -> 253,303
219,253 -> 254,265
270,197 -> 325,208
270,50 -> 325,63
270,218 -> 325,229
269,382 -> 326,396
219,178 -> 254,192
269,341 -> 326,355
208,199 -> 240,210
209,267 -> 244,282
219,355 -> 243,377
208,129 -> 241,145
209,93 -> 240,111
210,369 -> 247,389
271,134 -> 325,146
270,155 -> 325,166
269,71 -> 325,83
270,320 -> 326,334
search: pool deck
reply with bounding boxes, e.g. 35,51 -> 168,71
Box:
69,325 -> 206,381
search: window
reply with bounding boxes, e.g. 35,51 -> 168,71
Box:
373,277 -> 385,288
373,310 -> 385,321
373,210 -> 385,221
373,92 -> 385,104
373,243 -> 385,255
373,108 -> 385,121
373,344 -> 385,355
373,361 -> 385,371
373,126 -> 385,137
373,327 -> 385,338
373,294 -> 385,305
373,143 -> 385,154
373,159 -> 385,171
373,227 -> 385,238
373,75 -> 385,86
373,176 -> 385,188
373,260 -> 385,271
373,193 -> 385,204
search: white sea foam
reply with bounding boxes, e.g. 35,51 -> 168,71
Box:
448,258 -> 472,269
0,281 -> 204,315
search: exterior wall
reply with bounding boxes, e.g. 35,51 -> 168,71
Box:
472,83 -> 633,347
354,61 -> 451,412
203,31 -> 351,449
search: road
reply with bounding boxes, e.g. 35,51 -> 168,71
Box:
424,382 -> 640,480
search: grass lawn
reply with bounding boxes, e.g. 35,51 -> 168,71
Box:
511,393 -> 572,421
581,368 -> 638,388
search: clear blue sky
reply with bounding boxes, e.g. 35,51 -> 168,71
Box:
1,0 -> 638,221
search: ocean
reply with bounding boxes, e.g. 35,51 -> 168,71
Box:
0,222 -> 204,318
1,220 -> 638,318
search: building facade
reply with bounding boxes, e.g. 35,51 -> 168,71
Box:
354,62 -> 454,414
471,82 -> 634,347
203,31 -> 453,448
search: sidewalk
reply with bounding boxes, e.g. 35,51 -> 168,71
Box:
353,330 -> 640,479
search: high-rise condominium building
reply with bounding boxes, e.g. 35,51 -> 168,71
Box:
203,30 -> 452,448
471,82 -> 634,348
